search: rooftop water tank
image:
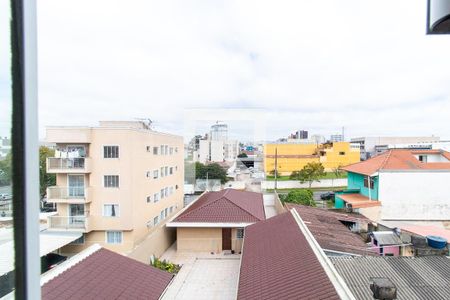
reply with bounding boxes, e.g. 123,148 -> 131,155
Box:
426,235 -> 448,249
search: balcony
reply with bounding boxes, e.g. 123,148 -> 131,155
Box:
46,157 -> 91,173
48,216 -> 89,232
46,186 -> 91,204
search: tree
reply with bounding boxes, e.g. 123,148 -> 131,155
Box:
289,171 -> 301,180
0,152 -> 12,186
331,166 -> 342,187
40,146 -> 56,197
237,152 -> 248,158
298,162 -> 325,188
269,169 -> 280,177
195,162 -> 229,184
283,189 -> 315,206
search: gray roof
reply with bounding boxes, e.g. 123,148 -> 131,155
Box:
331,256 -> 450,300
372,231 -> 403,245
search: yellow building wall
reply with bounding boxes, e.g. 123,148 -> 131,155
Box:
264,142 -> 360,175
176,227 -> 244,253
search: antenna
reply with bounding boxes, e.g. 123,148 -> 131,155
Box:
135,118 -> 153,130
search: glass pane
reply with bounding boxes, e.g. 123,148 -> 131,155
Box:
0,0 -> 13,297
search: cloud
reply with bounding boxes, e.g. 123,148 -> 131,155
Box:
1,0 -> 450,140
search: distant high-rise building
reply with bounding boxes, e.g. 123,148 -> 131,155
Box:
210,122 -> 228,141
289,130 -> 308,140
194,122 -> 238,163
330,134 -> 344,142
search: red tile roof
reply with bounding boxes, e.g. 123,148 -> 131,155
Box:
237,211 -> 341,300
338,193 -> 381,209
41,248 -> 173,300
285,204 -> 376,256
174,189 -> 265,223
341,149 -> 450,175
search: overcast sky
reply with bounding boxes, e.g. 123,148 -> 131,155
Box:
1,0 -> 450,141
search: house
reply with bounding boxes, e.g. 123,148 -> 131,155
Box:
237,209 -> 355,300
167,189 -> 265,253
331,256 -> 450,300
370,231 -> 403,256
40,244 -> 173,300
335,149 -> 450,222
264,141 -> 360,175
45,121 -> 184,261
285,204 -> 376,256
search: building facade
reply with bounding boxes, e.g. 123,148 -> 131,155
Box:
45,121 -> 184,257
335,149 -> 450,222
350,136 -> 440,160
264,142 -> 360,175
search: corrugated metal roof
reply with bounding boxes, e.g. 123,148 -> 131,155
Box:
331,256 -> 450,300
372,231 -> 403,245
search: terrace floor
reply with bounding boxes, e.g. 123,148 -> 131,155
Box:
161,243 -> 241,300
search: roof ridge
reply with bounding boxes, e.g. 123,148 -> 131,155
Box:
379,150 -> 393,170
176,191 -> 228,221
223,190 -> 265,221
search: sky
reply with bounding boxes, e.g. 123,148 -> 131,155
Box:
1,0 -> 450,141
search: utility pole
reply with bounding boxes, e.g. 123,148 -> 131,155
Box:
206,172 -> 209,191
274,147 -> 278,192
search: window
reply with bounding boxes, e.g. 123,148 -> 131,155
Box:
153,169 -> 159,179
419,155 -> 427,163
165,145 -> 169,154
175,185 -> 178,190
169,206 -> 173,214
71,234 -> 85,245
106,231 -> 122,244
175,147 -> 178,153
103,204 -> 119,217
146,146 -> 151,152
236,228 -> 244,239
161,189 -> 165,199
153,146 -> 158,155
165,187 -> 169,197
169,147 -> 173,155
169,167 -> 173,175
104,146 -> 119,158
161,167 -> 165,177
169,186 -> 174,195
164,208 -> 168,218
146,171 -> 151,178
104,175 -> 119,187
363,176 -> 375,189
339,151 -> 345,155
160,145 -> 164,155
147,196 -> 152,203
160,210 -> 164,220
175,166 -> 178,171
165,166 -> 168,176
154,193 -> 160,203
153,216 -> 159,226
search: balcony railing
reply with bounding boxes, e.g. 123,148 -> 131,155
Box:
46,157 -> 91,173
48,216 -> 88,230
47,186 -> 91,203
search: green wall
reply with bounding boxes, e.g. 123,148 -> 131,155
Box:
347,172 -> 379,200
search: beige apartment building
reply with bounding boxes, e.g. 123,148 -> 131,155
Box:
45,121 -> 184,259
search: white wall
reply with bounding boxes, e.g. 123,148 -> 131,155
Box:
198,140 -> 210,163
261,178 -> 347,189
379,171 -> 450,220
210,140 -> 224,162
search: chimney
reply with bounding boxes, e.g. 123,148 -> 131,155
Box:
370,277 -> 397,300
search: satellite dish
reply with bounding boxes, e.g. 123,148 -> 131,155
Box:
427,0 -> 450,34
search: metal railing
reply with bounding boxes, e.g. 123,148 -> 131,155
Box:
47,157 -> 86,170
48,216 -> 87,230
47,186 -> 86,199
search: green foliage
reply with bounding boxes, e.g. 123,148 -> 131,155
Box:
40,146 -> 56,197
283,189 -> 315,206
237,152 -> 248,158
0,152 -> 12,186
195,162 -> 229,184
289,171 -> 301,180
151,258 -> 181,274
298,162 -> 325,188
269,169 -> 280,177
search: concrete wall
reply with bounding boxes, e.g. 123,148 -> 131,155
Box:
127,226 -> 176,264
378,171 -> 450,220
177,227 -> 222,252
348,172 -> 379,200
261,178 -> 347,189
176,227 -> 244,253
